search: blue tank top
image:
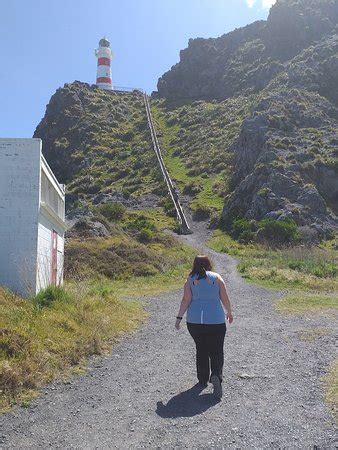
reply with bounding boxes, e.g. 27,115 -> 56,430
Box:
186,271 -> 225,324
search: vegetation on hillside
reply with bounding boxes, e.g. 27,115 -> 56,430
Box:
208,230 -> 337,313
34,83 -> 167,202
153,0 -> 337,239
151,95 -> 253,213
65,205 -> 194,279
157,0 -> 337,100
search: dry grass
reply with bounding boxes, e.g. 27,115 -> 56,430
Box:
277,292 -> 338,315
323,360 -> 338,421
65,208 -> 193,281
208,230 -> 338,307
0,284 -> 144,412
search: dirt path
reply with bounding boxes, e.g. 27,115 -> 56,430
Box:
1,223 -> 337,448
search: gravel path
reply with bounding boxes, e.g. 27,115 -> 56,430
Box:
1,223 -> 337,449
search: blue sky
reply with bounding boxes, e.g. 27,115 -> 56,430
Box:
0,0 -> 275,138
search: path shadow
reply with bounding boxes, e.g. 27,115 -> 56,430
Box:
156,383 -> 220,418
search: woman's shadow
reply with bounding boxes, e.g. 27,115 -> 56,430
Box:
156,383 -> 220,418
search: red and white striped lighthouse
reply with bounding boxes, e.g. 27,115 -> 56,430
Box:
95,37 -> 113,90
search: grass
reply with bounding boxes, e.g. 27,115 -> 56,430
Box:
0,284 -> 143,412
323,360 -> 338,421
208,230 -> 338,311
122,207 -> 177,232
86,264 -> 192,302
150,100 -> 235,214
277,293 -> 338,315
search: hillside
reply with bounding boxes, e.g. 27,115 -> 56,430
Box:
154,0 -> 338,240
157,0 -> 338,101
34,83 -> 166,203
34,0 -> 338,242
34,83 -> 192,281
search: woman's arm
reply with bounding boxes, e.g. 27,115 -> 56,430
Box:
175,279 -> 192,330
217,275 -> 233,324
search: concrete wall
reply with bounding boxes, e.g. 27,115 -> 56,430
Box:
0,138 -> 41,296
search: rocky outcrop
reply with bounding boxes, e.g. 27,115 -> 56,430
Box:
34,82 -> 166,203
222,84 -> 338,238
34,82 -> 137,183
157,0 -> 338,101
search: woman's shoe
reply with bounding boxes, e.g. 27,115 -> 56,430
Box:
210,375 -> 222,398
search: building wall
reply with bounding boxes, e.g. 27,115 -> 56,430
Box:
0,139 -> 41,296
37,157 -> 66,292
36,213 -> 65,292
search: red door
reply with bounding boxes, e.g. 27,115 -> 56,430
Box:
51,230 -> 58,285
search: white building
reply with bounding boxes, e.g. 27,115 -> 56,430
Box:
0,138 -> 66,297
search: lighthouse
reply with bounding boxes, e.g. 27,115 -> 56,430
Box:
95,37 -> 113,90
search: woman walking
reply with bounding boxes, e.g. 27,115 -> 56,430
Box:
175,255 -> 233,398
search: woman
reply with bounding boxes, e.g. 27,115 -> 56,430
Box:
175,255 -> 233,398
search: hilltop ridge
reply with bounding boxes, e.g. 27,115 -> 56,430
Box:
153,0 -> 338,239
157,0 -> 338,101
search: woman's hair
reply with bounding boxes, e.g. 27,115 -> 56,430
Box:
190,255 -> 212,279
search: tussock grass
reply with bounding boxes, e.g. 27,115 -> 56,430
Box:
208,230 -> 338,309
0,284 -> 143,412
65,228 -> 194,281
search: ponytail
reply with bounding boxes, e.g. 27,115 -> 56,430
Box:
198,266 -> 207,280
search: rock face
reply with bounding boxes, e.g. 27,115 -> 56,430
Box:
223,36 -> 338,238
157,0 -> 338,101
156,0 -> 338,238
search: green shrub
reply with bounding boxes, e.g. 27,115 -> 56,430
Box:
99,203 -> 126,221
162,198 -> 177,218
182,182 -> 202,196
137,228 -> 155,243
259,218 -> 299,244
127,215 -> 156,232
231,218 -> 255,243
32,285 -> 71,309
257,187 -> 271,197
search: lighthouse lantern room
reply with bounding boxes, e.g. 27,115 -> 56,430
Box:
95,37 -> 113,90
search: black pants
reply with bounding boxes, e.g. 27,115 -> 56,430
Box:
187,322 -> 226,384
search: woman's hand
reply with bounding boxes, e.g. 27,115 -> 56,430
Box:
175,318 -> 182,330
227,312 -> 234,324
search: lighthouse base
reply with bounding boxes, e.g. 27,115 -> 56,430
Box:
97,83 -> 113,90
